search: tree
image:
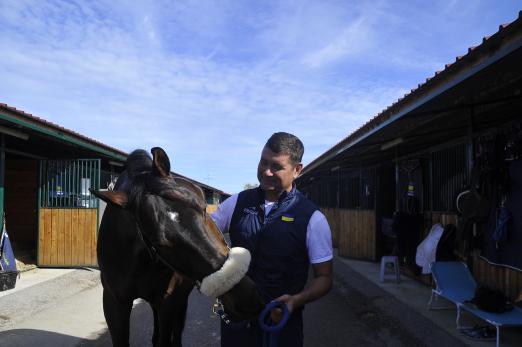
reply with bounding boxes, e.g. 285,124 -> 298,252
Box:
244,183 -> 259,190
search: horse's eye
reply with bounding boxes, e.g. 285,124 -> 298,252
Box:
167,211 -> 180,223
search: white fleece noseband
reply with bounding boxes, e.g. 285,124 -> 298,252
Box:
199,247 -> 251,297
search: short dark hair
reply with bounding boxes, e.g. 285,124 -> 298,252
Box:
265,132 -> 304,164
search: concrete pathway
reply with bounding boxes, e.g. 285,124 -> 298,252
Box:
0,268 -> 74,299
0,257 -> 521,346
338,257 -> 522,347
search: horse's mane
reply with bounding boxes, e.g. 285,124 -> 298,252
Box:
114,149 -> 152,192
114,148 -> 206,211
124,149 -> 153,177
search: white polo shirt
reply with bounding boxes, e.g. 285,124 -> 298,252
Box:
211,193 -> 333,264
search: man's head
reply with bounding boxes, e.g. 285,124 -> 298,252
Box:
257,132 -> 304,201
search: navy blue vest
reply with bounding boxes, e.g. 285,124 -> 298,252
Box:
230,186 -> 318,302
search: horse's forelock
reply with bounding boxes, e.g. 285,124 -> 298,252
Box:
118,149 -> 206,212
122,173 -> 204,213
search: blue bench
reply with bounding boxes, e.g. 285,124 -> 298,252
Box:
428,261 -> 522,347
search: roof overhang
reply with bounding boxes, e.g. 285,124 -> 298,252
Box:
0,109 -> 127,162
299,14 -> 522,181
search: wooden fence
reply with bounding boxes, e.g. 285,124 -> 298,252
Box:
4,159 -> 38,248
473,257 -> 522,300
37,204 -> 219,268
206,204 -> 218,214
322,208 -> 376,261
321,208 -> 339,247
38,208 -> 97,267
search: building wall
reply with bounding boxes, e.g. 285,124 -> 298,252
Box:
4,159 -> 38,250
305,135 -> 522,299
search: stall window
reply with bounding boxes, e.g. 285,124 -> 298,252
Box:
432,144 -> 468,212
39,159 -> 100,208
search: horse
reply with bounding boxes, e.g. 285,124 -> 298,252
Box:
92,147 -> 264,347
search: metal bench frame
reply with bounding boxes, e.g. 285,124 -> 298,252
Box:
428,261 -> 522,347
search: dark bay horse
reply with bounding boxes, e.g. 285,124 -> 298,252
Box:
92,148 -> 264,347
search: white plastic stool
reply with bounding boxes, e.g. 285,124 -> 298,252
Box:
380,255 -> 400,283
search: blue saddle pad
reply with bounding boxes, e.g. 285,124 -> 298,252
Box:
0,228 -> 17,272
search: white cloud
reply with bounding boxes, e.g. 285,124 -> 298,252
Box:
302,16 -> 374,68
0,0 -> 520,193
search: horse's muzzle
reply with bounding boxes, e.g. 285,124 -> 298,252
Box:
199,247 -> 251,297
218,275 -> 266,322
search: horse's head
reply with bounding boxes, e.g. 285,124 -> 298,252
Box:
92,148 -> 264,320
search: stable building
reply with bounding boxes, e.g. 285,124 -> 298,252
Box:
296,12 -> 522,299
0,103 -> 228,268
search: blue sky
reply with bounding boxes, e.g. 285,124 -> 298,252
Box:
0,1 -> 520,194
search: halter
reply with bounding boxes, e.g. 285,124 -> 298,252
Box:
134,217 -> 251,297
134,218 -> 203,287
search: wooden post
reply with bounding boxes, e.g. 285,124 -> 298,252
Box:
467,106 -> 475,178
0,134 -> 5,229
337,168 -> 340,208
394,147 -> 399,212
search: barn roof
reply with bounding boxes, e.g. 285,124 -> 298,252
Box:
0,102 -> 127,161
0,103 -> 228,196
301,11 -> 522,176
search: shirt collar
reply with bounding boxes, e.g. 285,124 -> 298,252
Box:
256,184 -> 297,204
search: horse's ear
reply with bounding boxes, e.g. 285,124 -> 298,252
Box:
90,189 -> 128,208
151,147 -> 171,178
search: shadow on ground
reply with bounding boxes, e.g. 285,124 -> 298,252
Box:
0,329 -> 88,347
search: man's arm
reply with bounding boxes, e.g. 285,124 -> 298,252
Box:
210,194 -> 238,234
271,260 -> 333,321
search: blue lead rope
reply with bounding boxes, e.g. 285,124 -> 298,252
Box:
258,301 -> 289,347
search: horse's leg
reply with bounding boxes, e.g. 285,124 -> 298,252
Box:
170,293 -> 189,347
154,281 -> 192,347
152,297 -> 180,347
103,289 -> 133,347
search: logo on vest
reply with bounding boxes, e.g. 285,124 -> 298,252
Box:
243,207 -> 258,215
281,215 -> 294,222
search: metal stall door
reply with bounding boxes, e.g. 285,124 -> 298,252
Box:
37,159 -> 100,267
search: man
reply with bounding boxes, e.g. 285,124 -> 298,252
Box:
212,132 -> 333,347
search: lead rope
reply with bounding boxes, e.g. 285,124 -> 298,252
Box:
212,299 -> 231,324
258,301 -> 289,347
212,300 -> 289,347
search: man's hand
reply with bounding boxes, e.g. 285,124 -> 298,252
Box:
270,294 -> 294,323
269,260 -> 333,323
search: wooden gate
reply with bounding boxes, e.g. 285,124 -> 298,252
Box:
37,159 -> 100,267
322,208 -> 376,261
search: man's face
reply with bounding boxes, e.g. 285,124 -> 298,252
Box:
257,146 -> 303,200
